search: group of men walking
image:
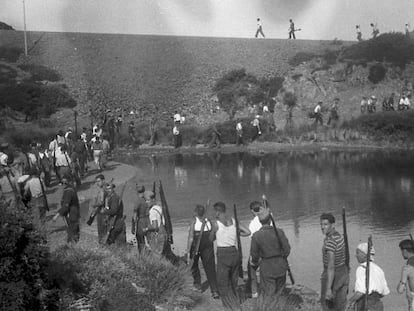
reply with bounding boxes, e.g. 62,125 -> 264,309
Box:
255,18 -> 299,39
361,93 -> 411,114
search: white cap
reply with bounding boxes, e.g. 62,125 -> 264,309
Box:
357,242 -> 375,256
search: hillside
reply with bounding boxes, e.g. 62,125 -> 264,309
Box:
0,30 -> 344,125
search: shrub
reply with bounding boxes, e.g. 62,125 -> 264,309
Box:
19,64 -> 62,82
368,63 -> 387,84
340,32 -> 414,67
4,125 -> 58,147
0,201 -> 59,310
0,46 -> 22,62
288,52 -> 318,67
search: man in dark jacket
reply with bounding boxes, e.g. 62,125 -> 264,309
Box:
53,174 -> 80,243
250,214 -> 291,297
132,185 -> 149,252
102,183 -> 126,245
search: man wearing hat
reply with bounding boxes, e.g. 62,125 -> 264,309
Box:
53,174 -> 80,243
101,182 -> 126,245
346,243 -> 390,311
143,190 -> 167,256
132,185 -> 149,252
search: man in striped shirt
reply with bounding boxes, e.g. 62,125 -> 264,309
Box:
320,213 -> 349,311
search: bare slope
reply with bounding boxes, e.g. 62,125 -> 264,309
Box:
1,30 -> 339,124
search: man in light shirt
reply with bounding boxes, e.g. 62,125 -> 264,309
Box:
255,18 -> 265,38
314,101 -> 323,126
346,243 -> 390,311
24,168 -> 47,228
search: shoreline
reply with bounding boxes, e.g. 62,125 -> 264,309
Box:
115,141 -> 414,157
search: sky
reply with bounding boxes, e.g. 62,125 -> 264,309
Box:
1,0 -> 414,40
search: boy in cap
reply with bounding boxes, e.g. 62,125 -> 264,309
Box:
346,243 -> 390,311
397,239 -> 414,310
53,174 -> 80,243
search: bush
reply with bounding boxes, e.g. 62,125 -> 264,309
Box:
0,46 -> 22,62
4,125 -> 58,147
19,64 -> 62,82
0,202 -> 59,310
368,63 -> 387,83
340,32 -> 414,67
288,52 -> 318,67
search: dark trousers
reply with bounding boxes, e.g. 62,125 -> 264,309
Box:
67,221 -> 80,243
321,265 -> 349,311
255,27 -> 265,38
97,213 -> 106,244
216,247 -> 241,310
174,134 -> 182,148
355,292 -> 384,311
289,30 -> 296,39
236,134 -> 244,146
260,273 -> 286,298
314,113 -> 323,126
191,234 -> 218,293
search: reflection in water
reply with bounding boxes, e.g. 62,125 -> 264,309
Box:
117,150 -> 414,310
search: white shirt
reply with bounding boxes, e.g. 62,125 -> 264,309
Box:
314,104 -> 322,113
24,177 -> 44,198
173,113 -> 181,123
173,126 -> 180,135
0,152 -> 8,166
194,217 -> 212,232
216,218 -> 237,247
263,105 -> 269,113
248,215 -> 273,238
257,20 -> 262,28
236,122 -> 242,131
54,148 -> 71,167
149,204 -> 165,226
400,97 -> 411,107
354,261 -> 390,296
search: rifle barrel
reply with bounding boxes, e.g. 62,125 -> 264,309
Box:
233,204 -> 244,279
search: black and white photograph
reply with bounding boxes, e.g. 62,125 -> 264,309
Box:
1,0 -> 414,310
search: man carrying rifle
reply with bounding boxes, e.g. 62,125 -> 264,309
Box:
346,243 -> 389,310
53,174 -> 80,243
186,204 -> 219,299
211,202 -> 250,310
132,185 -> 149,252
88,174 -> 107,243
101,182 -> 126,245
24,168 -> 48,229
250,213 -> 291,299
320,213 -> 349,311
142,190 -> 167,256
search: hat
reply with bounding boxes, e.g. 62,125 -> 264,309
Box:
0,153 -> 8,166
143,190 -> 154,200
357,242 -> 375,256
371,95 -> 376,99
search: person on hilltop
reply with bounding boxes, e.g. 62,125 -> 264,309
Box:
53,174 -> 80,243
356,25 -> 362,41
289,19 -> 296,39
346,243 -> 390,311
370,23 -> 379,38
210,201 -> 250,311
255,18 -> 265,38
186,204 -> 219,299
132,185 -> 149,253
397,239 -> 414,311
320,213 -> 349,311
250,212 -> 291,300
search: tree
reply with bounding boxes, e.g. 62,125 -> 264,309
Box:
283,92 -> 297,130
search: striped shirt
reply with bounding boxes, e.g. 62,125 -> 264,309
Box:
322,230 -> 346,268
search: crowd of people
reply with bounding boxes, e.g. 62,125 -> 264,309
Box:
361,93 -> 411,114
356,22 -> 411,41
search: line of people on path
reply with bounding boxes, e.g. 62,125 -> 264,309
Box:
309,98 -> 340,128
255,18 -> 300,39
361,93 -> 411,114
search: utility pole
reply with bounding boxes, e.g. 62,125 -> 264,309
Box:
22,0 -> 28,56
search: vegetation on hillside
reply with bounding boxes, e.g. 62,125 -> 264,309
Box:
340,32 -> 414,67
0,21 -> 14,30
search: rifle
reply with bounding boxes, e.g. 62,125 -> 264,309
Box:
86,177 -> 114,225
263,195 -> 295,285
152,181 -> 156,199
365,235 -> 373,311
342,207 -> 350,269
103,181 -> 128,244
159,180 -> 173,244
188,199 -> 210,266
233,204 -> 244,279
